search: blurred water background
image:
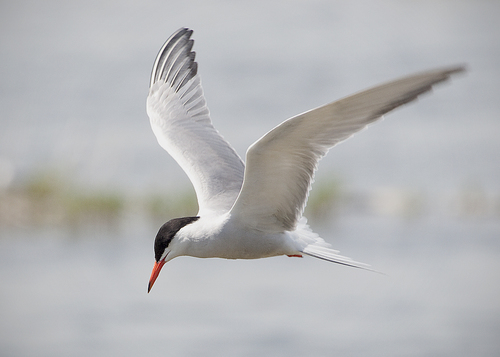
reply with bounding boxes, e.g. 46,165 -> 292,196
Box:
1,0 -> 499,356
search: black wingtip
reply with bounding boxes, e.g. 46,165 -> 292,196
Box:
439,64 -> 467,79
449,64 -> 467,74
149,28 -> 198,90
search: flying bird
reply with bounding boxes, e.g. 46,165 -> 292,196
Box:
146,28 -> 464,292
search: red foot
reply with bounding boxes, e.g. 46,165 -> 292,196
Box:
287,254 -> 303,258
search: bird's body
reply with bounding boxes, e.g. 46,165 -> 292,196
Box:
171,213 -> 295,259
146,28 -> 464,292
162,213 -> 334,260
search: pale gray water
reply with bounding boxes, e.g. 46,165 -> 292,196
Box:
1,0 -> 500,356
1,212 -> 499,356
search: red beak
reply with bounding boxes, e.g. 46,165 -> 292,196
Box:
148,259 -> 166,293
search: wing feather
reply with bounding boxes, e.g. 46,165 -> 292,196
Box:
230,66 -> 465,232
147,28 -> 245,215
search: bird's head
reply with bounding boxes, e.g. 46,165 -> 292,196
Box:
148,216 -> 200,293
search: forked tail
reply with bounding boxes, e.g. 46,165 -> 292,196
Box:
294,217 -> 375,271
301,244 -> 373,271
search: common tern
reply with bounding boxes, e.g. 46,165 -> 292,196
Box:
147,28 -> 464,292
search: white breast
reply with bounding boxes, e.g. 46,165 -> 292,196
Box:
177,213 -> 298,259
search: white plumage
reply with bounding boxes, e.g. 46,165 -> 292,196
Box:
146,28 -> 464,292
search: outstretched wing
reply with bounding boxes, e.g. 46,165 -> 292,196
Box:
147,28 -> 244,215
230,66 -> 465,232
